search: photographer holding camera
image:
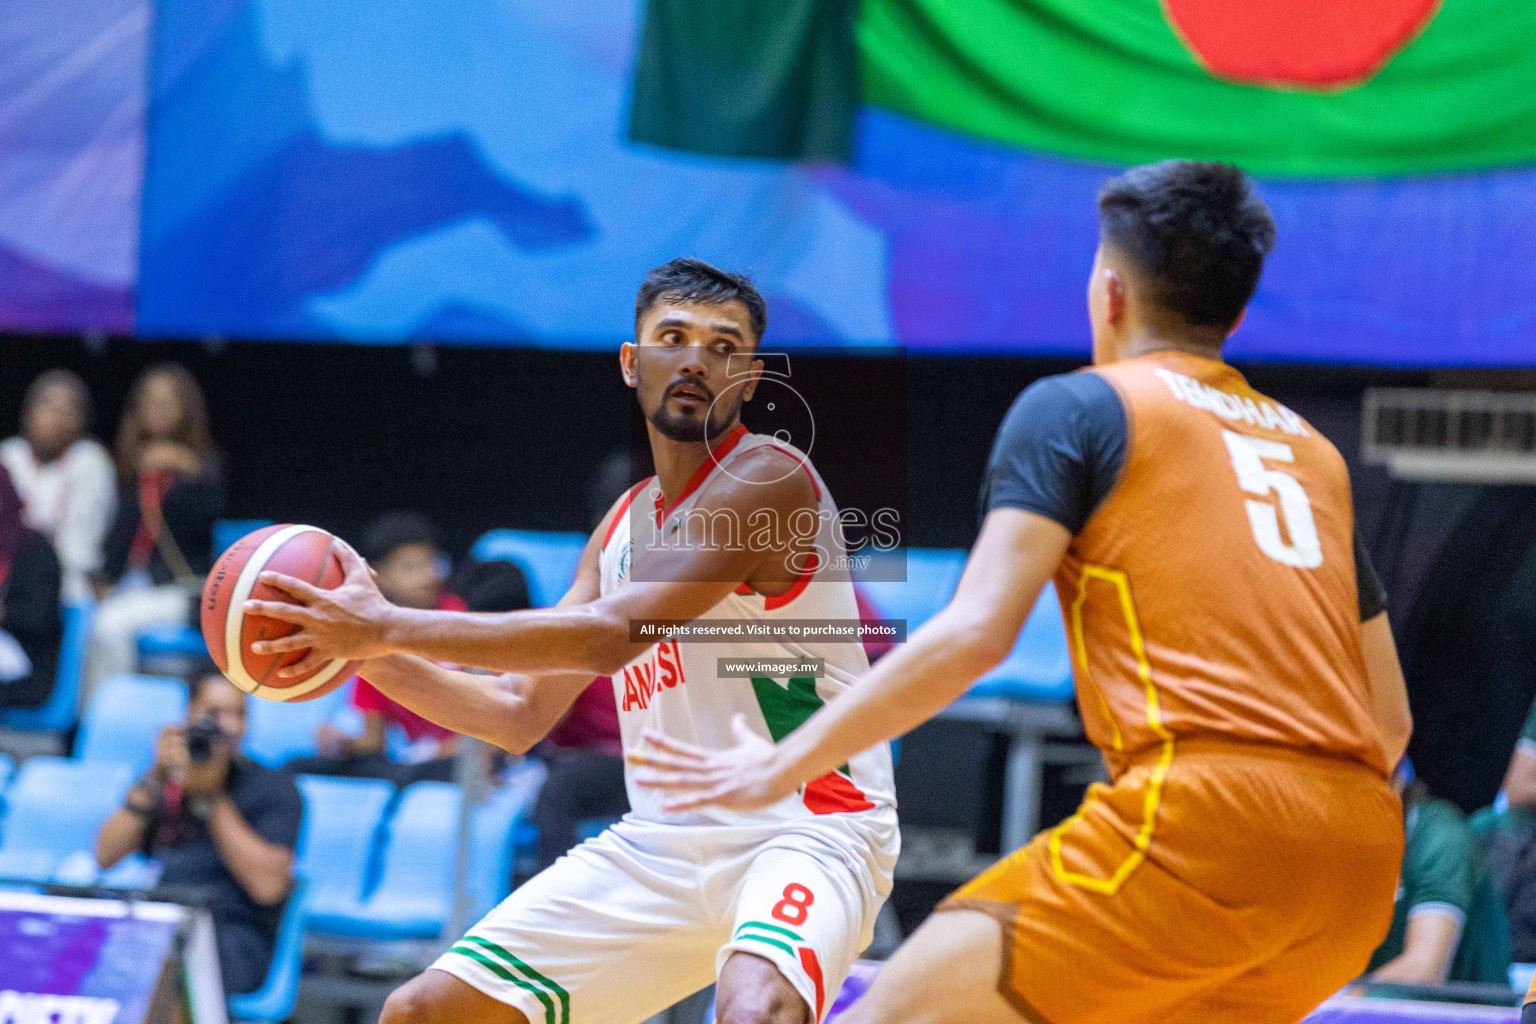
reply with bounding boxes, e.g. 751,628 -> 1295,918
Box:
96,662 -> 302,994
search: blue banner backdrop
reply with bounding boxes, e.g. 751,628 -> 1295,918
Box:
5,0 -> 1534,364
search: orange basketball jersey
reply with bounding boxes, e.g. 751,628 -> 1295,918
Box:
1054,351 -> 1387,778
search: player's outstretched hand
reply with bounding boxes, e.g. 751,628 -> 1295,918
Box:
243,540 -> 397,676
629,714 -> 796,813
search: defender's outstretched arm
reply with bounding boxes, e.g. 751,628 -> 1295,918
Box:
632,508 -> 1072,812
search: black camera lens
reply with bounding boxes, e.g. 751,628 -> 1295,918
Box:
186,719 -> 222,763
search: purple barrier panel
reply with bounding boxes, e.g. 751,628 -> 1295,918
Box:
826,961 -> 880,1022
827,967 -> 1518,1024
0,892 -> 182,1024
1304,999 -> 1518,1023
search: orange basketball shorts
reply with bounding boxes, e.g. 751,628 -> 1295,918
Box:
940,740 -> 1402,1024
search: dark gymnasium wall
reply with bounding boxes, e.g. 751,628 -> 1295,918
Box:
9,332 -> 1534,816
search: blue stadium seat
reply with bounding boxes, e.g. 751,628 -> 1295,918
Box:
98,852 -> 164,889
467,790 -> 520,920
229,878 -> 308,1024
467,759 -> 546,917
511,818 -> 540,879
0,602 -> 96,734
0,753 -> 12,794
0,758 -> 134,866
75,674 -> 188,777
214,519 -> 277,559
0,849 -> 60,885
308,781 -> 463,939
292,775 -> 395,924
136,623 -> 210,675
52,849 -> 104,886
575,815 -> 621,843
50,850 -> 164,889
243,679 -> 355,768
854,549 -> 968,631
942,582 -> 1081,853
471,530 -> 587,607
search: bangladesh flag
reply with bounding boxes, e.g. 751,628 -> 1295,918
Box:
629,0 -> 861,162
631,0 -> 1536,176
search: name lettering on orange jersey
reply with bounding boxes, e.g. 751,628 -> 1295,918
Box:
1153,368 -> 1308,437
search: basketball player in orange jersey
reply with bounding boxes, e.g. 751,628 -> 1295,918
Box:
633,161 -> 1415,1024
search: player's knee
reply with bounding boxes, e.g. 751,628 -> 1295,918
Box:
716,961 -> 808,1024
716,991 -> 806,1024
380,978 -> 448,1024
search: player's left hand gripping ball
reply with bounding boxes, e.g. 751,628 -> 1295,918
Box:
630,714 -> 795,813
244,540 -> 395,677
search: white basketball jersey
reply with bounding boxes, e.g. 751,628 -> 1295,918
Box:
600,425 -> 897,828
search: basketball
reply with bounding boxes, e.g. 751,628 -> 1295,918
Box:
200,523 -> 361,702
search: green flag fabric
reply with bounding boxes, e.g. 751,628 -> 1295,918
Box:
629,0 -> 859,162
859,0 -> 1536,177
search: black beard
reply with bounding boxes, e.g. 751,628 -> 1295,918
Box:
649,400 -> 737,444
646,376 -> 740,443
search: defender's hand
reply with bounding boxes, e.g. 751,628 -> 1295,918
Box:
244,542 -> 396,677
629,715 -> 795,813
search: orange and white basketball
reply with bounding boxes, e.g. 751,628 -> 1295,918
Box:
200,523 -> 360,702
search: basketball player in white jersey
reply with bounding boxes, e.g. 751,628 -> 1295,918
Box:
243,258 -> 898,1024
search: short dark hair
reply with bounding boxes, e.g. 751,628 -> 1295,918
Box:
635,258 -> 767,343
451,558 -> 530,613
359,511 -> 439,565
185,659 -> 230,705
23,369 -> 92,425
1098,161 -> 1276,331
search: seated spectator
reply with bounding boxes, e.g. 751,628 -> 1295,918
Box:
83,363 -> 225,705
1504,696 -> 1536,816
1494,697 -> 1536,960
290,512 -> 478,786
449,555 -> 530,621
1368,761 -> 1510,985
0,465 -> 63,710
96,665 -> 301,995
0,369 -> 115,604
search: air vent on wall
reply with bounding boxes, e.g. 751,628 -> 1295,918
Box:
1363,389 -> 1536,483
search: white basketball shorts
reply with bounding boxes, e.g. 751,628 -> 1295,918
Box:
430,810 -> 897,1024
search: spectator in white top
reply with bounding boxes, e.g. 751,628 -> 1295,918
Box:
0,370 -> 116,605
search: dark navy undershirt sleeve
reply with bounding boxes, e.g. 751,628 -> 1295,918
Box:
1355,532 -> 1387,622
978,372 -> 1128,535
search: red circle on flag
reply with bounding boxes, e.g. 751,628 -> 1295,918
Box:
1162,0 -> 1440,89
